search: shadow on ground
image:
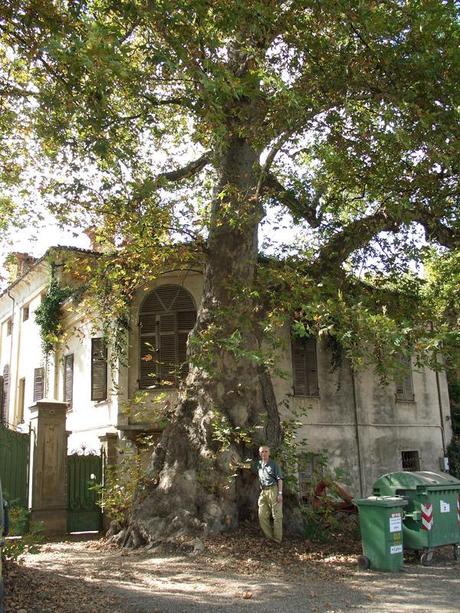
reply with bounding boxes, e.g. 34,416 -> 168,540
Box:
5,537 -> 460,612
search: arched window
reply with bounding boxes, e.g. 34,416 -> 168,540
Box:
139,285 -> 197,388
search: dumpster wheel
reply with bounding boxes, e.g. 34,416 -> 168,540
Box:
454,545 -> 460,561
420,550 -> 433,566
357,555 -> 370,570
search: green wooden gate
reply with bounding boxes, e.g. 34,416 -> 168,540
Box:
0,424 -> 30,507
67,452 -> 103,532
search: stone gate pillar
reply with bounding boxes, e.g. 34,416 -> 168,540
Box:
29,400 -> 68,534
99,432 -> 119,468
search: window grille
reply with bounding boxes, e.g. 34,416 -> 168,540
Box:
401,450 -> 420,472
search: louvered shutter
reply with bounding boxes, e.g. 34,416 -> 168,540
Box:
396,356 -> 414,401
2,365 -> 9,424
304,337 -> 319,396
64,354 -> 74,408
292,338 -> 307,396
139,285 -> 196,389
91,338 -> 108,401
140,337 -> 157,388
33,367 -> 44,401
292,336 -> 319,396
177,311 -> 197,330
159,313 -> 176,383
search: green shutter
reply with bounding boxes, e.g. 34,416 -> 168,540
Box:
139,285 -> 196,389
139,337 -> 157,388
292,338 -> 307,395
291,336 -> 319,397
91,338 -> 107,401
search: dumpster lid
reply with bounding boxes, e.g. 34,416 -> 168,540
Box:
353,496 -> 408,508
374,471 -> 460,492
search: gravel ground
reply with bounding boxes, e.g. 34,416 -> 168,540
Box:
4,531 -> 460,612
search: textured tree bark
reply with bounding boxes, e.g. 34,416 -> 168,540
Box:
126,136 -> 287,545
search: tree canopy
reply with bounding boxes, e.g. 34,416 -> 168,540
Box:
1,0 -> 459,540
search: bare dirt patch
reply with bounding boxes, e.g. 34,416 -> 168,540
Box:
4,529 -> 460,612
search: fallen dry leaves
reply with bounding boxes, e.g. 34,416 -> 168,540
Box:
195,522 -> 361,581
3,523 -> 362,611
3,558 -> 122,613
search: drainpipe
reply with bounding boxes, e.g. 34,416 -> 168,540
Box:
435,368 -> 447,456
351,368 -> 364,496
430,321 -> 447,461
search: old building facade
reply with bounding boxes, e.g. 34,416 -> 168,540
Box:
0,247 -> 453,496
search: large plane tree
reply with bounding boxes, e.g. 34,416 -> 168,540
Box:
0,1 -> 459,542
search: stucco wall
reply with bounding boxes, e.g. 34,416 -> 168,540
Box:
0,257 -> 453,497
272,327 -> 452,496
56,314 -> 118,453
0,261 -> 48,427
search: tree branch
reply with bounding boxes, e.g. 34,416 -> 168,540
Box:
310,209 -> 400,277
415,211 -> 459,249
141,94 -> 191,108
309,203 -> 459,278
263,173 -> 322,228
157,151 -> 212,183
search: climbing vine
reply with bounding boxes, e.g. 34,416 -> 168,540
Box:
34,277 -> 74,354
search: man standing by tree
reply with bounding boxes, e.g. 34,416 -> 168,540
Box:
257,446 -> 283,544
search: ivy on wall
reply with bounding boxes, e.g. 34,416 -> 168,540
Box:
34,277 -> 74,354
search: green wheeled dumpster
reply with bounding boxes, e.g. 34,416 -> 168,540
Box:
373,471 -> 460,565
353,496 -> 408,572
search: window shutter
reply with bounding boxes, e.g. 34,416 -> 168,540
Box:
91,338 -> 108,401
304,337 -> 319,396
139,337 -> 157,388
33,367 -> 44,402
292,338 -> 307,396
177,311 -> 197,331
64,354 -> 74,408
139,285 -> 196,389
292,336 -> 319,396
139,313 -> 156,334
2,365 -> 10,424
158,337 -> 176,383
396,356 -> 414,401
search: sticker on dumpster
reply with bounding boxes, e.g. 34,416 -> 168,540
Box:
421,503 -> 433,530
389,514 -> 402,533
390,545 -> 403,555
440,500 -> 450,513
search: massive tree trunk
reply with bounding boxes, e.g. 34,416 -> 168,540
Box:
126,136 -> 285,545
